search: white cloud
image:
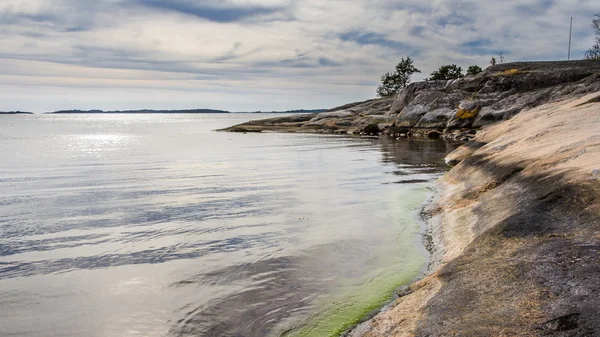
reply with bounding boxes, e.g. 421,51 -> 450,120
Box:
1,0 -> 599,112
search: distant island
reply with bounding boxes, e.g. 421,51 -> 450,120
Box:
1,108 -> 327,115
245,109 -> 327,114
50,109 -> 230,114
46,108 -> 326,114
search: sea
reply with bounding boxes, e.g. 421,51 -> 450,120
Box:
0,113 -> 457,337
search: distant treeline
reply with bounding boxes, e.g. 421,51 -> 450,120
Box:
245,109 -> 327,113
49,108 -> 326,114
2,108 -> 327,115
51,109 -> 230,114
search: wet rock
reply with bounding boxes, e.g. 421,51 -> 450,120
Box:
362,123 -> 380,135
395,285 -> 412,298
427,130 -> 442,140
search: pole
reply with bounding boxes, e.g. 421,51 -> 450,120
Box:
568,17 -> 573,61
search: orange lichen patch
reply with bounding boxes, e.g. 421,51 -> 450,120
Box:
492,68 -> 526,76
456,106 -> 480,119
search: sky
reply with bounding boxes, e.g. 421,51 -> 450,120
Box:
1,0 -> 599,112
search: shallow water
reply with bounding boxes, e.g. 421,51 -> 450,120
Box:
0,114 -> 457,337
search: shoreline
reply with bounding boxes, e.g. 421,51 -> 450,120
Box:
341,180 -> 448,337
219,60 -> 600,142
281,178 -> 447,337
345,92 -> 600,336
219,60 -> 600,335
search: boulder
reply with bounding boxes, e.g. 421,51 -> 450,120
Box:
362,123 -> 380,135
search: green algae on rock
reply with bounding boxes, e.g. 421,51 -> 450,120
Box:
279,186 -> 433,337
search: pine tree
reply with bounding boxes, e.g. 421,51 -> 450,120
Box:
376,57 -> 421,97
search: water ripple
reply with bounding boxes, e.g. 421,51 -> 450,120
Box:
0,115 -> 458,337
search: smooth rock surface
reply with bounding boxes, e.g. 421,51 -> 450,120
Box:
349,92 -> 600,337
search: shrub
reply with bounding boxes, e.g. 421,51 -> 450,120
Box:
466,65 -> 483,76
430,64 -> 464,80
584,14 -> 600,60
584,43 -> 600,60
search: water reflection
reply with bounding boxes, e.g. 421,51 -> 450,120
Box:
378,137 -> 457,166
169,238 -> 382,337
63,134 -> 138,157
0,114 -> 458,337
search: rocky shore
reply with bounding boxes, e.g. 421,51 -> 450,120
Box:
223,60 -> 600,336
345,91 -> 600,337
221,60 -> 600,142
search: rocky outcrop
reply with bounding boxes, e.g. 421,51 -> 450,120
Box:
221,97 -> 394,134
221,60 -> 600,139
347,92 -> 600,336
386,60 -> 600,140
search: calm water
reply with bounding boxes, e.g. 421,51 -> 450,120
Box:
0,114 -> 456,337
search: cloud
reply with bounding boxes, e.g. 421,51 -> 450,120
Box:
1,0 -> 600,112
434,12 -> 473,28
339,30 -> 409,51
0,4 -> 94,33
318,57 -> 341,67
134,0 -> 285,23
459,39 -> 505,56
515,0 -> 556,16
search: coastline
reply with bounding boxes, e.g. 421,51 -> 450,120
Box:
345,92 -> 600,336
280,180 -> 446,337
340,185 -> 448,337
219,60 -> 600,335
219,60 -> 600,142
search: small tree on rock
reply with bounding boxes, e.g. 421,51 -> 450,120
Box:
376,57 -> 421,97
466,65 -> 483,76
430,64 -> 464,80
584,14 -> 600,60
585,44 -> 600,59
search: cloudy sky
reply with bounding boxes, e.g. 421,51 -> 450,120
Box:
1,0 -> 599,112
